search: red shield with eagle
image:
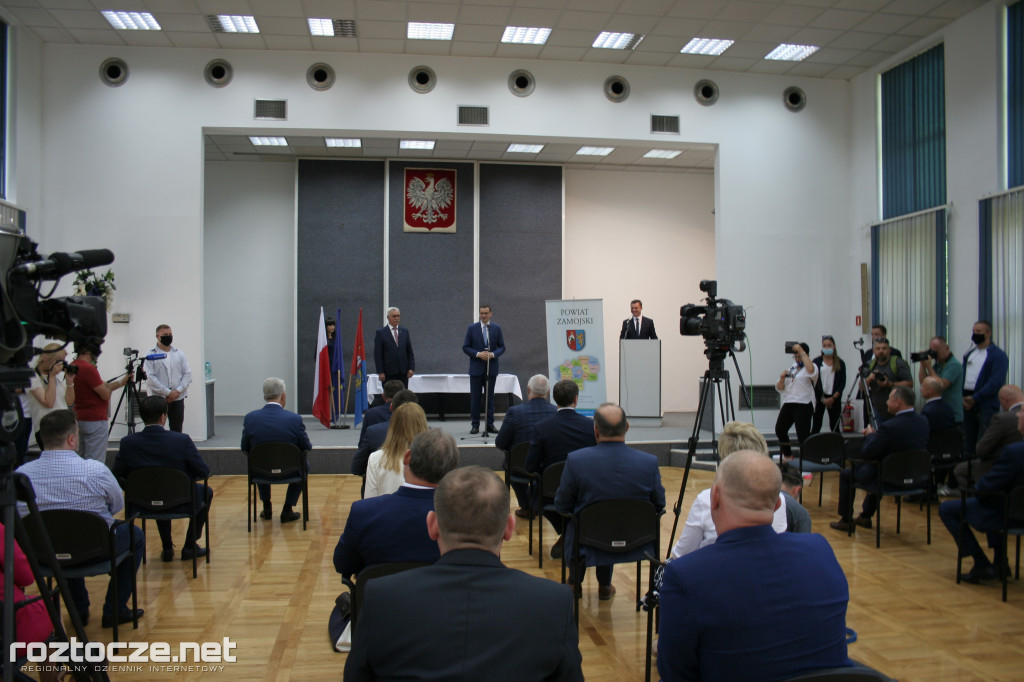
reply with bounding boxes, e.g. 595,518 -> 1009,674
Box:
404,168 -> 456,232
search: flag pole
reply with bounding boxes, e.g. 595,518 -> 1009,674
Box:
333,306 -> 351,429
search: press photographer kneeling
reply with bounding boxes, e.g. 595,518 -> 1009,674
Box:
775,342 -> 818,459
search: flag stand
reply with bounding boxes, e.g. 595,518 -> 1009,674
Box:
331,370 -> 351,429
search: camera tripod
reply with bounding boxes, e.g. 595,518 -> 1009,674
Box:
842,341 -> 879,433
108,356 -> 146,436
666,348 -> 748,557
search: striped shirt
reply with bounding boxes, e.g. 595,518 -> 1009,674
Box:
16,449 -> 123,525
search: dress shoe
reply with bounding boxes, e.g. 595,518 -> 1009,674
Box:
514,508 -> 535,520
280,509 -> 301,524
487,424 -> 497,433
470,427 -> 479,434
101,608 -> 144,628
829,519 -> 854,532
598,584 -> 616,601
853,515 -> 873,529
181,545 -> 208,561
260,504 -> 273,520
160,546 -> 175,562
963,563 -> 999,584
550,536 -> 564,560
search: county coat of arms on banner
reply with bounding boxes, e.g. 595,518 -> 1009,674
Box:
566,329 -> 586,351
404,168 -> 456,232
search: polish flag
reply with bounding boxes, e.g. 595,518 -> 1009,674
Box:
312,307 -> 333,428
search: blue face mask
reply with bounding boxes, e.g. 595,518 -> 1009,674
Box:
822,348 -> 834,356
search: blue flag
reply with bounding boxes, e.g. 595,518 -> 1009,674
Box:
331,307 -> 345,423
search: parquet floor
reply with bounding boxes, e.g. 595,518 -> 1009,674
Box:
35,467 -> 1024,681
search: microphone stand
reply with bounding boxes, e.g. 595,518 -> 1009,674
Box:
482,343 -> 492,438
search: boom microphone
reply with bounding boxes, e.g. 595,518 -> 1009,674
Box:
10,249 -> 115,279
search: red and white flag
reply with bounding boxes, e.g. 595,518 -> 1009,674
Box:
312,306 -> 333,428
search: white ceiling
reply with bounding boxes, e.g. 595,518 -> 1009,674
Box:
2,0 -> 986,168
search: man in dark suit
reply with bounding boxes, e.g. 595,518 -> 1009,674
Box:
830,385 -> 929,532
113,396 -> 212,562
344,465 -> 582,682
373,306 -> 415,388
955,385 -> 1023,489
357,379 -> 403,449
619,299 -> 657,340
962,320 -> 1009,456
940,407 -> 1024,583
351,389 -> 418,477
921,376 -> 956,431
240,377 -> 312,523
554,403 -> 665,600
495,374 -> 556,516
526,380 -> 596,555
334,428 -> 459,579
659,451 -> 852,682
462,304 -> 505,434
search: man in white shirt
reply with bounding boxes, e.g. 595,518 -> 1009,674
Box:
146,324 -> 192,433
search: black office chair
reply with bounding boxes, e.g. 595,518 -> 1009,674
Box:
504,442 -> 534,555
20,509 -> 140,643
534,461 -> 566,569
124,467 -> 210,578
956,484 -> 1024,602
852,449 -> 932,548
246,442 -> 309,531
797,432 -> 846,506
340,562 -> 430,629
784,665 -> 896,681
927,427 -> 964,500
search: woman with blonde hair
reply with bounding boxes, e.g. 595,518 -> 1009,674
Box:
364,402 -> 429,497
669,421 -> 788,558
27,342 -> 77,450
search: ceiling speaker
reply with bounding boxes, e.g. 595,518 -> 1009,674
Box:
508,69 -> 535,97
783,86 -> 807,112
307,63 -> 335,91
205,59 -> 233,88
99,58 -> 128,87
603,75 -> 630,103
694,79 -> 719,106
408,66 -> 436,94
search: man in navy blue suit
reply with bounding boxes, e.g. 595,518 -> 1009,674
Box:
462,304 -> 505,434
831,385 -> 929,532
554,403 -> 664,600
495,374 -> 556,515
962,320 -> 1010,456
940,407 -> 1024,583
334,428 -> 459,578
113,396 -> 212,562
373,307 -> 415,388
351,389 -> 418,477
921,376 -> 956,431
619,299 -> 657,340
241,377 -> 312,523
658,450 -> 852,682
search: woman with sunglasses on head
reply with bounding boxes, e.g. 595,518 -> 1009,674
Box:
812,335 -> 846,434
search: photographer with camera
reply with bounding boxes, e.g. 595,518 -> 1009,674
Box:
71,341 -> 129,462
26,342 -> 77,451
915,335 -> 964,424
864,337 -> 912,425
775,342 -> 818,459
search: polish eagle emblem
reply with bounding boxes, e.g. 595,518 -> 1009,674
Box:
406,172 -> 454,226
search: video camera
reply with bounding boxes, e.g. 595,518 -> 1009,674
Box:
680,280 -> 747,361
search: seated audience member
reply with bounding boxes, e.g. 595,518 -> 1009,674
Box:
364,402 -> 429,498
351,389 -> 418,476
670,422 -> 787,558
344,466 -> 583,681
16,410 -> 145,628
940,407 -> 1024,583
334,428 -> 459,579
495,374 -> 556,517
357,380 -> 403,448
954,385 -> 1023,490
831,386 -> 929,532
113,396 -> 213,561
921,376 -> 956,432
779,463 -> 812,532
240,377 -> 311,524
658,451 -> 852,682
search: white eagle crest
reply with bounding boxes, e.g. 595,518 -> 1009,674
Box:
407,172 -> 454,225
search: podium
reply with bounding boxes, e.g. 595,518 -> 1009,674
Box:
619,339 -> 661,425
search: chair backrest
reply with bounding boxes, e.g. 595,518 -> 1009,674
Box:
124,467 -> 193,511
248,442 -> 304,479
507,442 -> 530,474
800,432 -> 845,466
351,562 -> 429,627
1006,484 -> 1024,527
578,499 -> 659,554
927,428 -> 964,463
541,461 -> 566,499
22,509 -> 110,568
843,435 -> 864,462
880,450 -> 931,489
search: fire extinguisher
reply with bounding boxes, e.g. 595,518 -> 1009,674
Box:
841,402 -> 855,433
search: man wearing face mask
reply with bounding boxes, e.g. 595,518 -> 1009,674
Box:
962,321 -> 1009,457
146,324 -> 192,433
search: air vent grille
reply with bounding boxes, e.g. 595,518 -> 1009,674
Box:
651,115 -> 680,134
254,99 -> 287,120
738,385 -> 780,410
458,106 -> 489,126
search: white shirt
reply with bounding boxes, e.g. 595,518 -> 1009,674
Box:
670,487 -> 789,558
364,450 -> 405,498
146,345 -> 192,400
28,371 -> 69,435
819,362 -> 835,396
778,362 -> 818,405
963,347 -> 988,390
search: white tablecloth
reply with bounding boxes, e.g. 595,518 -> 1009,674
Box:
367,373 -> 522,399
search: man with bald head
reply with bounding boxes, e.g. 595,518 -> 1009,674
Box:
954,385 -> 1024,490
658,451 -> 852,682
921,376 -> 956,432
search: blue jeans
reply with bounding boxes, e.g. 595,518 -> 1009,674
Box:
66,522 -> 145,618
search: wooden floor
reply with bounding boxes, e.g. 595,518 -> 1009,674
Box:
36,467 -> 1024,681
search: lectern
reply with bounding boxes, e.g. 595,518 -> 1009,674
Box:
619,339 -> 661,425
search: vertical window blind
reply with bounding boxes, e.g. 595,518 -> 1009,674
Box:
979,190 -> 1024,387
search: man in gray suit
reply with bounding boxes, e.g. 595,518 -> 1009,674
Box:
955,385 -> 1023,489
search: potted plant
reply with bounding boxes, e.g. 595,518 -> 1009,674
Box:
73,268 -> 116,311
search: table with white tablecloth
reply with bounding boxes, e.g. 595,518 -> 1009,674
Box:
366,373 -> 523,419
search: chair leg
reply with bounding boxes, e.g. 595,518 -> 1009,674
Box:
538,503 -> 544,570
818,472 -> 824,507
1003,533 -> 1010,603
1017,536 -> 1021,580
190,509 -> 198,579
141,518 -> 147,565
926,496 -> 931,545
956,496 -> 966,584
635,561 -> 641,608
875,503 -> 881,549
302,476 -> 309,531
645,576 -> 654,682
247,481 -> 253,533
896,496 -> 902,535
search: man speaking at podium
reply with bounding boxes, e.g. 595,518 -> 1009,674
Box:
620,299 -> 657,340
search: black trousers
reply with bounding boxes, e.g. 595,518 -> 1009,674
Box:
168,399 -> 185,432
775,402 -> 813,457
812,398 -> 842,434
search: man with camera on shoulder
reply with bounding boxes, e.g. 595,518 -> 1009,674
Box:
864,337 -> 912,426
915,335 -> 964,425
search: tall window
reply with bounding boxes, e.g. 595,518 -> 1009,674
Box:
979,190 -> 1024,387
1009,1 -> 1024,188
880,44 -> 946,219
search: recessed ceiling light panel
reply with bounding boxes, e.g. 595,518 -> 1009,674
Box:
209,15 -> 259,33
101,11 -> 161,31
680,37 -> 733,56
326,138 -> 362,148
507,144 -> 544,153
643,150 -> 682,159
250,136 -> 288,146
593,32 -> 644,50
576,146 -> 614,156
400,140 -> 436,150
407,22 -> 454,40
765,43 -> 819,61
502,26 -> 551,45
308,18 -> 357,37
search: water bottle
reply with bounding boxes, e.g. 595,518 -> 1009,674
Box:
205,361 -> 212,381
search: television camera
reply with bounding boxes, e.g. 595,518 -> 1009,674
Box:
679,279 -> 747,361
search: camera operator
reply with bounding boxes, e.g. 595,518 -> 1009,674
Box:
71,341 -> 129,462
864,337 -> 912,425
812,335 -> 846,434
915,335 -> 964,425
27,342 -> 77,450
775,342 -> 818,459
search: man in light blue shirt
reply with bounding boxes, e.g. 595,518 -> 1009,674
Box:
146,323 -> 192,432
